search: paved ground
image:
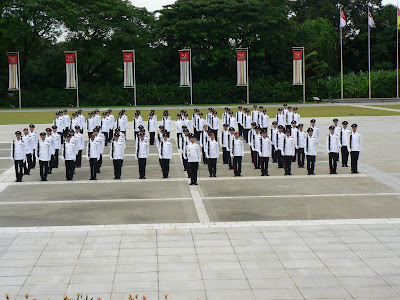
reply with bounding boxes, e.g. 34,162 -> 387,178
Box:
1,105 -> 400,298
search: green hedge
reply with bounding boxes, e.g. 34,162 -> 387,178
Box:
1,70 -> 398,108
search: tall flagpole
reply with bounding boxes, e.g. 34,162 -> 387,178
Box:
368,7 -> 372,99
189,48 -> 193,106
17,51 -> 21,109
75,50 -> 79,108
397,7 -> 399,99
246,48 -> 249,104
340,26 -> 344,99
133,49 -> 137,106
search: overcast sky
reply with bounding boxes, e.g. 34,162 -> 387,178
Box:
130,0 -> 400,12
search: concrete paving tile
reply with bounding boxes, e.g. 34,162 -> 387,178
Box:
276,251 -> 319,260
331,230 -> 371,237
115,272 -> 158,282
111,292 -> 158,300
303,237 -> 343,244
157,234 -> 192,242
363,257 -> 400,267
19,284 -> 67,295
262,231 -> 300,238
322,258 -> 369,268
66,282 -> 113,294
368,229 -> 400,236
357,249 -> 399,258
118,256 -> 157,265
85,236 -> 122,243
240,260 -> 284,270
295,230 -> 336,238
70,273 -> 115,284
158,263 -> 199,272
199,261 -> 242,271
225,227 -> 260,233
52,231 -> 88,238
244,268 -> 289,279
361,224 -> 397,230
6,244 -> 46,252
291,275 -> 342,288
230,239 -> 269,246
340,236 -> 380,244
0,285 -> 21,297
0,259 -> 37,268
285,267 -> 333,277
308,243 -> 350,252
206,289 -> 255,300
227,232 -> 264,240
337,275 -> 388,287
280,259 -> 326,269
381,275 -> 400,286
327,225 -> 363,231
192,233 -> 228,240
76,257 -> 118,266
201,269 -> 246,280
120,242 -> 156,249
267,238 -> 307,245
158,247 -> 196,256
294,225 -> 329,232
158,255 -> 197,264
193,239 -> 231,247
329,266 -> 377,277
195,246 -> 234,255
0,252 -> 41,260
24,274 -> 71,285
0,275 -> 26,285
391,285 -> 400,295
11,238 -> 50,245
73,264 -> 117,274
197,254 -> 238,263
0,233 -> 18,239
158,290 -> 206,300
384,242 -> 400,250
248,278 -> 297,289
118,248 -> 157,256
116,263 -> 158,273
236,252 -> 278,261
122,229 -> 156,236
79,249 -> 119,257
346,286 -> 400,298
35,257 -> 77,267
159,271 -> 201,281
47,236 -> 86,244
233,245 -> 273,253
87,230 -> 122,237
44,243 -> 83,251
30,266 -> 75,276
121,235 -> 157,242
39,250 -> 81,259
259,226 -> 296,232
346,242 -> 388,251
191,227 -> 225,234
157,228 -> 192,235
271,244 -> 312,252
315,251 -> 358,260
377,235 -> 400,243
253,288 -> 303,300
373,266 -> 400,276
204,279 -> 250,290
159,280 -> 204,291
157,240 -> 194,248
298,287 -> 351,299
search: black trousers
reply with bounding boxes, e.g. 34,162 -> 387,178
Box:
134,131 -> 139,139
54,149 -> 59,168
351,151 -> 360,173
97,154 -> 102,173
75,150 -> 82,167
150,132 -> 155,145
138,158 -> 147,178
213,130 -> 218,142
49,155 -> 54,173
253,150 -> 260,168
188,162 -> 199,183
88,132 -> 93,139
103,132 -> 108,146
65,160 -> 75,180
307,155 -> 316,174
194,128 -> 198,140
341,146 -> 349,167
32,150 -> 36,169
208,158 -> 217,176
222,147 -> 229,164
39,160 -> 49,180
238,124 -> 243,136
271,145 -> 277,162
292,149 -> 297,162
202,147 -> 207,164
329,152 -> 339,174
109,129 -> 113,142
24,154 -> 32,174
297,148 -> 305,167
284,156 -> 292,175
233,156 -> 242,176
89,158 -> 97,179
243,129 -> 249,143
14,160 -> 24,181
260,157 -> 269,175
60,131 -> 64,144
277,150 -> 284,168
160,159 -> 170,178
113,159 -> 122,179
250,147 -> 254,163
177,133 -> 182,148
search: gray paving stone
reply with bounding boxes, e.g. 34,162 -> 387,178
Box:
159,279 -> 204,291
0,251 -> 42,260
39,250 -> 81,259
118,256 -> 157,265
195,246 -> 234,255
314,250 -> 358,260
112,281 -> 158,292
116,263 -> 158,273
337,275 -> 388,287
0,259 -> 37,268
30,266 -> 75,276
280,259 -> 326,269
0,276 -> 27,286
291,275 -> 342,288
83,242 -> 120,250
276,251 -> 319,260
111,292 -> 158,300
248,278 -> 297,289
203,279 -> 250,290
252,288 -> 303,300
79,249 -> 119,257
158,263 -> 199,272
158,271 -> 201,281
201,269 -> 246,280
233,245 -> 273,253
73,264 -> 117,274
244,268 -> 289,279
19,283 -> 67,295
298,286 -> 351,299
206,289 -> 255,300
197,254 -> 238,263
346,286 -> 400,298
158,255 -> 197,264
69,273 -> 115,284
66,282 -> 113,294
114,272 -> 158,282
159,290 -> 206,300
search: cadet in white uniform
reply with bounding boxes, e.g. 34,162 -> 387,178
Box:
38,132 -> 51,181
326,125 -> 341,174
187,134 -> 201,185
276,125 -> 285,168
74,126 -> 85,168
333,118 -> 341,136
293,107 -> 301,125
51,125 -> 61,168
133,113 -> 142,139
62,109 -> 70,139
286,106 -> 294,125
87,112 -> 95,138
290,121 -> 298,162
242,109 -> 252,143
251,105 -> 258,124
101,112 -> 109,145
220,124 -> 230,165
251,126 -> 261,169
340,121 -> 351,167
310,119 -> 319,144
205,132 -> 219,177
110,133 -> 124,179
62,134 -> 77,180
78,110 -> 85,134
86,133 -> 100,180
148,112 -> 157,145
29,124 -> 38,169
54,112 -> 64,143
22,128 -> 32,175
45,128 -> 55,174
94,127 -> 105,173
305,128 -> 318,175
230,131 -> 244,176
159,133 -> 173,178
282,126 -> 296,175
176,114 -> 183,149
181,128 -> 190,173
349,124 -> 362,174
11,131 -> 26,182
211,111 -> 220,141
276,108 -> 286,127
297,124 -> 307,168
236,106 -> 244,136
162,112 -> 172,137
136,132 -> 149,179
259,129 -> 271,176
270,121 -> 278,163
259,109 -> 269,132
116,112 -> 127,136
228,111 -> 237,132
71,113 -> 79,133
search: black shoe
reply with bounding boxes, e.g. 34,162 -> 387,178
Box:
266,173 -> 269,176
213,174 -> 217,177
229,167 -> 233,170
194,183 -> 198,185
261,174 -> 265,176
48,172 -> 52,174
209,175 -> 213,177
42,179 -> 47,181
143,177 -> 146,179
93,178 -> 97,180
288,173 -> 292,175
189,182 -> 194,185
234,174 -> 238,177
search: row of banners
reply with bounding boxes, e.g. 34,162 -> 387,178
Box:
7,48 -> 304,93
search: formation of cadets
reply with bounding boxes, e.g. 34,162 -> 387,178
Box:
10,104 -> 362,183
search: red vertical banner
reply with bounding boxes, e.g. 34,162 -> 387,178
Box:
236,50 -> 248,86
65,52 -> 77,89
7,53 -> 19,90
293,49 -> 303,85
123,51 -> 134,88
180,51 -> 190,86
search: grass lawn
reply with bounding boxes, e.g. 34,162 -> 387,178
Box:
367,104 -> 400,110
0,105 -> 399,125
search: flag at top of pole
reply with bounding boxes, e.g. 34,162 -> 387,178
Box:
339,9 -> 346,27
368,9 -> 375,28
397,7 -> 400,30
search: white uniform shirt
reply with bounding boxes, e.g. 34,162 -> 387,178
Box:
286,111 -> 294,124
51,132 -> 61,150
252,133 -> 261,151
74,132 -> 85,150
108,114 -> 115,130
243,114 -> 252,129
290,127 -> 299,149
54,117 -> 63,133
162,116 -> 172,132
187,142 -> 201,162
276,113 -> 286,127
210,116 -> 220,131
71,118 -> 79,130
251,110 -> 259,124
340,128 -> 351,147
334,125 -> 341,136
326,133 -> 341,153
110,139 -> 124,160
29,131 -> 38,152
259,113 -> 269,129
116,116 -> 128,131
297,130 -> 307,149
259,136 -> 272,157
11,139 -> 26,161
79,114 -> 86,130
159,140 -> 173,159
63,114 -> 71,129
62,140 -> 77,161
45,135 -> 55,155
228,116 -> 237,131
200,129 -> 209,147
311,125 -> 319,144
349,132 -> 362,152
205,139 -> 219,159
293,113 -> 301,125
236,111 -> 243,125
87,117 -> 95,132
176,119 -> 183,134
282,136 -> 296,156
305,135 -> 318,156
135,139 -> 149,159
38,139 -> 51,161
276,131 -> 285,151
148,116 -> 157,132
226,133 -> 234,151
181,135 -> 190,159
133,117 -> 143,131
95,134 -> 105,155
22,134 -> 33,154
101,117 -> 109,133
86,139 -> 100,159
220,130 -> 229,148
230,138 -> 244,157
183,118 -> 191,130
270,127 -> 278,147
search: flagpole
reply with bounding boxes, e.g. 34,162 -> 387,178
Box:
17,51 -> 21,109
368,8 -> 371,99
75,50 -> 79,108
397,8 -> 399,99
340,26 -> 344,99
246,48 -> 249,104
133,49 -> 137,106
189,48 -> 193,106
